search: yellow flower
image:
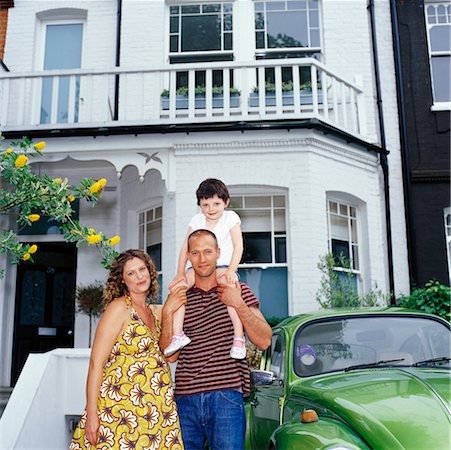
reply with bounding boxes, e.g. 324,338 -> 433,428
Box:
88,228 -> 95,234
28,244 -> 38,254
33,141 -> 46,151
86,234 -> 102,245
22,253 -> 31,261
28,214 -> 41,222
5,148 -> 13,153
89,182 -> 101,193
15,155 -> 28,168
54,178 -> 62,184
67,195 -> 75,202
108,235 -> 121,246
98,178 -> 107,188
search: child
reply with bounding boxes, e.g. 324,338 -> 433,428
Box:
164,178 -> 246,359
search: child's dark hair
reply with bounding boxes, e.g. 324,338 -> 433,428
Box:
196,178 -> 230,205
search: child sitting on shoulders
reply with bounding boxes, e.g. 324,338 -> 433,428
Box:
164,178 -> 246,359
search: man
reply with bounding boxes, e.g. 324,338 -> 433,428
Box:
161,229 -> 272,450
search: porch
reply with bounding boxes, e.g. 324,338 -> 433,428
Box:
0,58 -> 367,140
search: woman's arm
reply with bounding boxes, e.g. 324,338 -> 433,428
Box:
84,300 -> 128,445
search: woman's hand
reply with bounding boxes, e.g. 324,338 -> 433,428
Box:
85,412 -> 100,446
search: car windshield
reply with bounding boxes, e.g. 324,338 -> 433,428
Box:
293,315 -> 450,377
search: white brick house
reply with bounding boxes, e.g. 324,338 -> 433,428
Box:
0,0 -> 409,387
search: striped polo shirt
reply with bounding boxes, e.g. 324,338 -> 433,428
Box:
174,283 -> 260,397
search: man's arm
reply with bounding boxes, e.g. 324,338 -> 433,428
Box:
217,281 -> 272,350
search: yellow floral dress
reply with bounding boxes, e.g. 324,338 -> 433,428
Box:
70,296 -> 183,450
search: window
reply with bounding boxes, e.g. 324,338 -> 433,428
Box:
139,206 -> 163,298
425,2 -> 451,104
444,208 -> 451,281
269,334 -> 285,380
254,0 -> 321,57
40,22 -> 83,124
327,199 -> 359,291
169,3 -> 233,61
229,194 -> 288,318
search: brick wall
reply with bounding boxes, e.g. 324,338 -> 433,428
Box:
0,1 -> 13,61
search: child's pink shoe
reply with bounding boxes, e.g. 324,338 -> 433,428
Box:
230,336 -> 246,359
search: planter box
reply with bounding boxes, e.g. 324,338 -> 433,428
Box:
249,90 -> 323,107
162,94 -> 240,110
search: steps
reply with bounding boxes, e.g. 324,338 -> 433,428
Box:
0,386 -> 13,417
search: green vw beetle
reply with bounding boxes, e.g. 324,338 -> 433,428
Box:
245,308 -> 450,450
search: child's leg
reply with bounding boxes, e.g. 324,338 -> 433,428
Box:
185,268 -> 195,288
172,304 -> 186,336
227,306 -> 246,360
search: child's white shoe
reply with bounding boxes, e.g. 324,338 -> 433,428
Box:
230,336 -> 246,359
164,333 -> 191,356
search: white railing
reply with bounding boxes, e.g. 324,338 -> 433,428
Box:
0,58 -> 366,138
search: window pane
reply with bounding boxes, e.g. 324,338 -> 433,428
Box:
352,245 -> 359,270
238,266 -> 288,318
339,204 -> 348,216
170,35 -> 178,52
351,218 -> 358,243
432,56 -> 451,101
289,1 -> 307,10
224,32 -> 232,50
229,196 -> 243,208
147,243 -> 162,271
203,4 -> 221,13
245,196 -> 271,207
242,232 -> 272,263
275,236 -> 287,263
274,209 -> 286,232
182,16 -> 221,51
332,239 -> 350,261
20,271 -> 46,325
256,31 -> 265,48
267,11 -> 307,48
170,16 -> 179,33
155,207 -> 162,219
274,195 -> 285,207
331,215 -> 348,240
430,25 -> 451,51
181,5 -> 200,14
240,209 -> 271,231
255,2 -> 264,12
139,224 -> 144,249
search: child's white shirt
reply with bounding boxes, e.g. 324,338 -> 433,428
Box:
188,210 -> 241,267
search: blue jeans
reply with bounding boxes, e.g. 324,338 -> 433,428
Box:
176,390 -> 246,450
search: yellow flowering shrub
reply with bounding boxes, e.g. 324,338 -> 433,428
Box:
0,136 -> 119,278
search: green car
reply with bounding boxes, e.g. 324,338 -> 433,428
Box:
245,308 -> 450,450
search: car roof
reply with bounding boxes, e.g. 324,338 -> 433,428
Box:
272,307 -> 446,332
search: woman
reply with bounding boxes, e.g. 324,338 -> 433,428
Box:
71,249 -> 185,449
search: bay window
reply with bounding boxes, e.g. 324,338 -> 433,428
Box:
230,194 -> 288,319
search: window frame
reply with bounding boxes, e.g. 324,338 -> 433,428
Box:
168,2 -> 234,59
138,205 -> 163,276
327,198 -> 361,285
424,1 -> 451,109
229,193 -> 288,269
444,207 -> 451,282
253,0 -> 322,57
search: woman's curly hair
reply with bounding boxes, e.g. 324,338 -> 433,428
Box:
103,249 -> 159,306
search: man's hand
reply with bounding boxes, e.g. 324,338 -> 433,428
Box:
217,280 -> 243,309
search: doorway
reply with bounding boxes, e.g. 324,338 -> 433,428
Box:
11,242 -> 77,385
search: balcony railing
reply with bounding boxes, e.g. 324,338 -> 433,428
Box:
0,58 -> 366,138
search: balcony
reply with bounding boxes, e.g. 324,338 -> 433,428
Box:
0,58 -> 367,139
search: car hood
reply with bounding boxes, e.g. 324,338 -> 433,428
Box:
292,368 -> 450,449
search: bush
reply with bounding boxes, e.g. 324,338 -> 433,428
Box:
397,280 -> 450,321
316,252 -> 389,309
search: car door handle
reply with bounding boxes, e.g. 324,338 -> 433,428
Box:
250,399 -> 259,407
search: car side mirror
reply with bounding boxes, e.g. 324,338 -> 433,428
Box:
250,370 -> 277,386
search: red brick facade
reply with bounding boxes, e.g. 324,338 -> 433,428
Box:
0,1 -> 14,61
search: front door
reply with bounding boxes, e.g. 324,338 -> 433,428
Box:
11,242 -> 77,385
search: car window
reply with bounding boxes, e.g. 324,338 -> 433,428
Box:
269,334 -> 285,380
293,316 -> 450,376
